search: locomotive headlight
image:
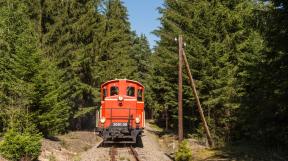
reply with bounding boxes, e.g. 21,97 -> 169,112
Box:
118,96 -> 123,101
100,117 -> 106,124
135,117 -> 141,124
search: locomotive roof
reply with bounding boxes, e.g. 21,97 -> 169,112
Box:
101,79 -> 144,88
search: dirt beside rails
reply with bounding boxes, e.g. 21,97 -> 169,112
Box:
133,126 -> 172,161
38,131 -> 101,161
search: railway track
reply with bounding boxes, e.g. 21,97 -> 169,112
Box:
110,145 -> 141,161
129,146 -> 141,161
109,146 -> 117,161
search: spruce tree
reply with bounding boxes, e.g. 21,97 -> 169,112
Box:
240,0 -> 288,146
0,109 -> 42,161
94,0 -> 135,83
130,34 -> 154,111
0,0 -> 39,132
39,0 -> 102,131
0,1 -> 42,159
30,59 -> 71,135
153,0 -> 265,143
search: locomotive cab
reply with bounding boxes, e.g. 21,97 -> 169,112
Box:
96,79 -> 145,144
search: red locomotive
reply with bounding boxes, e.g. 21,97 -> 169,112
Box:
96,79 -> 145,143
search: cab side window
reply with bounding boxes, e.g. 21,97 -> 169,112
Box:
102,88 -> 107,100
137,89 -> 143,101
127,86 -> 135,96
110,86 -> 119,96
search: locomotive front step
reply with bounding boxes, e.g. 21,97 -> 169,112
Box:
99,126 -> 143,144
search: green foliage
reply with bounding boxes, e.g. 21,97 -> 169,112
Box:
0,0 -> 144,136
0,110 -> 42,161
0,129 -> 41,161
131,34 -> 152,80
0,0 -> 40,132
130,34 -> 154,109
31,58 -> 71,135
152,0 -> 266,143
0,0 -> 287,154
95,0 -> 136,83
236,0 -> 288,147
175,140 -> 192,161
74,107 -> 96,119
150,0 -> 288,148
38,0 -> 103,131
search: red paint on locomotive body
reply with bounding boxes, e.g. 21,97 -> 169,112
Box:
96,79 -> 145,143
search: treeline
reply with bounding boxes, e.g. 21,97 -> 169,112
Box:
151,0 -> 288,148
0,0 -> 287,160
0,0 -> 152,160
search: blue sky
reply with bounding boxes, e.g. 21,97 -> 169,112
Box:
122,0 -> 164,48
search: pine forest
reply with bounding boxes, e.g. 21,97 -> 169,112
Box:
0,0 -> 287,160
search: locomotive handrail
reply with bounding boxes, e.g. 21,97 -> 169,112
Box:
105,117 -> 136,119
102,107 -> 143,110
101,107 -> 143,128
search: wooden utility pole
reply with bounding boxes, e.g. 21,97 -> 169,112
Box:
182,49 -> 214,147
178,35 -> 184,142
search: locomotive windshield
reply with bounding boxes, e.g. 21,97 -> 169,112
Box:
110,86 -> 119,96
137,89 -> 143,101
127,86 -> 135,96
102,88 -> 107,100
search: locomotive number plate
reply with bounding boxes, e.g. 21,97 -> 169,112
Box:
112,122 -> 128,126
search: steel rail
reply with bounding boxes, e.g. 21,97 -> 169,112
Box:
129,146 -> 141,161
110,146 -> 117,161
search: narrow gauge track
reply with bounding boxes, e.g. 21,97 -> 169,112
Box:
109,145 -> 141,161
110,145 -> 117,161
